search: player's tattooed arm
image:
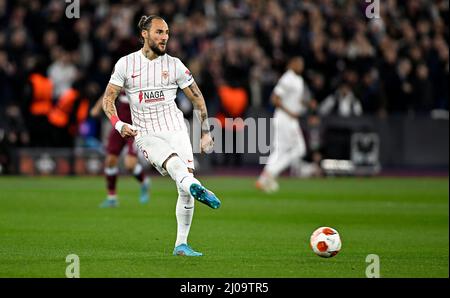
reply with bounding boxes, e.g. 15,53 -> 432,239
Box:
102,83 -> 137,138
183,82 -> 210,136
188,82 -> 202,98
102,83 -> 122,119
183,82 -> 214,153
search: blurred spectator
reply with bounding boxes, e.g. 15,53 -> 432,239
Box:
47,77 -> 91,148
355,68 -> 386,116
308,71 -> 329,103
0,50 -> 14,106
389,57 -> 415,113
318,81 -> 363,117
412,63 -> 434,113
0,104 -> 29,174
47,48 -> 78,99
22,56 -> 53,147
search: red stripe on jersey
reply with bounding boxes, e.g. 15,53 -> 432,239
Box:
153,61 -> 156,87
160,57 -> 163,86
155,105 -> 162,131
150,106 -> 155,132
130,105 -> 142,131
169,57 -> 172,83
174,104 -> 183,129
171,103 -> 180,130
146,106 -> 151,134
139,105 -> 145,134
166,55 -> 170,85
162,104 -> 170,130
168,103 -> 176,130
132,106 -> 139,133
132,53 -> 135,88
138,103 -> 153,133
147,61 -> 149,88
149,105 -> 155,132
139,54 -> 141,89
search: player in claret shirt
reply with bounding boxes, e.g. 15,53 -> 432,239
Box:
90,92 -> 150,208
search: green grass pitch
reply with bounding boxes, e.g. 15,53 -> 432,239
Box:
0,176 -> 448,277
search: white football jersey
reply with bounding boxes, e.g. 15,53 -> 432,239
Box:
109,50 -> 194,134
273,69 -> 306,116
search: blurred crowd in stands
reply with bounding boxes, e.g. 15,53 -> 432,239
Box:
0,0 -> 448,172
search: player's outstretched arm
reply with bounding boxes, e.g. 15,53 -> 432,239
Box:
182,82 -> 213,153
102,83 -> 137,138
102,83 -> 121,120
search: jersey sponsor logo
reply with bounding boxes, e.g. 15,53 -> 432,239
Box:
162,70 -> 169,80
185,69 -> 192,80
138,90 -> 165,103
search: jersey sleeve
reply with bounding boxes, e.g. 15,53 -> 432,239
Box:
109,57 -> 127,87
273,73 -> 290,98
175,58 -> 195,89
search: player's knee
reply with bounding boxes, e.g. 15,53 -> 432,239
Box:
165,155 -> 188,181
124,163 -> 134,172
124,156 -> 137,172
105,155 -> 119,168
162,153 -> 178,171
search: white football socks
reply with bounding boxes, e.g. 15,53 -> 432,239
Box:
165,156 -> 201,194
175,188 -> 194,247
133,163 -> 143,176
166,156 -> 200,247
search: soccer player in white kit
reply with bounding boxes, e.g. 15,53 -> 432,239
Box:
102,15 -> 221,257
256,57 -> 308,193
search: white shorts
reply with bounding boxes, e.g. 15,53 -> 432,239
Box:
134,130 -> 195,176
270,110 -> 306,158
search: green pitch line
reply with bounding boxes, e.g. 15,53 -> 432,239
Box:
0,176 -> 448,277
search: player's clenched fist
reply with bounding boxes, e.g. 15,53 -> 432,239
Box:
200,133 -> 214,153
110,115 -> 137,138
120,123 -> 138,138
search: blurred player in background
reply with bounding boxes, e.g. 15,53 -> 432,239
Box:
256,56 -> 308,193
102,15 -> 221,256
90,92 -> 150,208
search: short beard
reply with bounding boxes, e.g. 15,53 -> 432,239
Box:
149,40 -> 166,56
